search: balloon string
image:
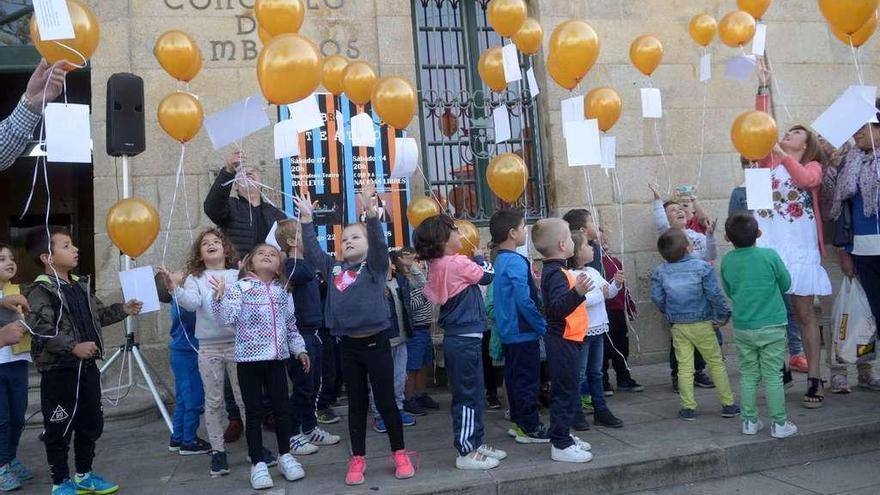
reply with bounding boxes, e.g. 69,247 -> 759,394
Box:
847,40 -> 877,160
608,167 -> 643,361
410,162 -> 479,254
652,119 -> 672,196
161,144 -> 187,267
51,41 -> 87,69
695,57 -> 710,190
762,55 -> 794,122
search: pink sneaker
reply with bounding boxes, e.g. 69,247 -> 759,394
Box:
345,456 -> 366,486
789,354 -> 809,373
393,450 -> 415,479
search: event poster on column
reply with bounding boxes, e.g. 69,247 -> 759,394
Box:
279,94 -> 413,255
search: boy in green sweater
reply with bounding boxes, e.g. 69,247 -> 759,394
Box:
720,213 -> 797,439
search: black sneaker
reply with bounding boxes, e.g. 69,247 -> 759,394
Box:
679,408 -> 697,421
317,408 -> 341,424
179,438 -> 212,456
486,395 -> 502,410
210,451 -> 230,477
617,378 -> 645,392
594,408 -> 624,428
721,404 -> 741,418
418,394 -> 440,410
403,398 -> 428,416
168,438 -> 181,453
572,410 -> 591,431
246,447 -> 278,467
694,371 -> 716,388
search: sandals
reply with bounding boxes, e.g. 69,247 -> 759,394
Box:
829,374 -> 851,394
803,377 -> 826,408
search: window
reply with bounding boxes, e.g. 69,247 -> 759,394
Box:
411,0 -> 546,223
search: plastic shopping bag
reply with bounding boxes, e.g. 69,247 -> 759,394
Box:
832,277 -> 877,364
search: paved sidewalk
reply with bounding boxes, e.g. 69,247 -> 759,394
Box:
17,359 -> 880,494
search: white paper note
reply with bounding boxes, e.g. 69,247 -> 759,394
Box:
334,110 -> 346,144
205,95 -> 270,150
33,0 -> 75,41
287,94 -> 324,133
812,85 -> 878,148
350,112 -> 376,147
640,88 -> 663,119
119,266 -> 160,314
724,55 -> 756,81
391,137 -> 419,178
561,95 -> 585,139
493,106 -> 512,144
516,226 -> 531,258
265,222 -> 282,251
273,120 -> 300,159
45,103 -> 91,163
564,119 -> 602,166
752,22 -> 767,56
745,168 -> 773,210
502,43 -> 522,84
601,136 -> 617,169
699,52 -> 712,82
526,67 -> 540,98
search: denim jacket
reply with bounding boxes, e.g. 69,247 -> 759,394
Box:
650,255 -> 731,325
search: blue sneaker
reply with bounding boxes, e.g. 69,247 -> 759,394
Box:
0,463 -> 21,491
399,410 -> 416,427
52,480 -> 77,495
73,472 -> 118,494
9,459 -> 31,481
372,416 -> 386,433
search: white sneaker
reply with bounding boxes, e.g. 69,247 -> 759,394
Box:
250,462 -> 274,490
570,434 -> 592,451
551,444 -> 593,463
742,419 -> 765,435
476,444 -> 508,460
278,453 -> 305,481
455,451 -> 500,470
770,420 -> 798,439
306,427 -> 341,446
289,434 -> 319,455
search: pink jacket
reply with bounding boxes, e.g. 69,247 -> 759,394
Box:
423,254 -> 488,305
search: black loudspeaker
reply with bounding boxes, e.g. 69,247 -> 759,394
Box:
106,73 -> 145,157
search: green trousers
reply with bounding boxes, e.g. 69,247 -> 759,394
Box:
671,321 -> 735,410
734,326 -> 788,425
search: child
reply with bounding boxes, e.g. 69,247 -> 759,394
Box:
674,185 -> 709,234
25,227 -> 142,495
0,244 -> 32,490
158,228 -> 251,477
568,231 -> 624,429
721,213 -> 798,438
562,209 -> 604,275
275,219 -> 341,455
296,182 -> 415,486
212,244 -> 309,490
532,219 -> 594,463
154,271 -> 208,457
490,209 -> 548,444
414,215 -> 506,470
650,228 -> 739,421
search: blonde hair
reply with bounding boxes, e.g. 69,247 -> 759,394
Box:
274,218 -> 302,251
531,218 -> 570,257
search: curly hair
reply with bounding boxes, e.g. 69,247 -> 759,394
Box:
185,228 -> 240,277
413,215 -> 456,261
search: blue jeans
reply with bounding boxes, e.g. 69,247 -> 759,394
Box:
170,349 -> 204,445
287,331 -> 322,435
0,361 -> 27,466
783,295 -> 804,356
578,334 -> 607,411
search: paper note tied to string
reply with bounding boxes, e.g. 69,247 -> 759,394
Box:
45,103 -> 91,163
601,136 -> 617,171
493,106 -> 512,144
526,68 -> 540,98
699,53 -> 712,82
561,95 -> 586,139
265,222 -> 283,251
350,113 -> 376,147
33,0 -> 75,41
752,22 -> 767,56
812,85 -> 878,148
564,119 -> 602,167
119,266 -> 160,314
287,94 -> 324,133
640,88 -> 663,119
745,168 -> 773,210
205,95 -> 270,150
502,43 -> 522,84
391,137 -> 419,178
724,55 -> 756,81
273,120 -> 300,159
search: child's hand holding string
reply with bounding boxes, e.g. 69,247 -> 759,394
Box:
297,352 -> 311,373
209,276 -> 226,301
613,270 -> 625,288
648,182 -> 661,201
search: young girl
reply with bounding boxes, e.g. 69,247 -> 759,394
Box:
158,229 -> 247,478
413,215 -> 507,471
295,181 -> 415,486
569,231 -> 625,430
211,243 -> 309,490
0,244 -> 32,490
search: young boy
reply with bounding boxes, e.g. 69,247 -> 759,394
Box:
25,227 -> 142,495
275,218 -> 341,455
674,185 -> 709,234
490,210 -> 548,444
720,213 -> 798,438
650,228 -> 739,422
532,218 -> 594,463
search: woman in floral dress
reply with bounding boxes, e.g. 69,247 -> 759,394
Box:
755,125 -> 832,408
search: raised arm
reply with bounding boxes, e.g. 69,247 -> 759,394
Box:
204,167 -> 235,226
365,216 -> 390,275
172,275 -> 203,312
211,282 -> 243,327
779,156 -> 823,190
653,200 -> 670,237
296,194 -> 335,278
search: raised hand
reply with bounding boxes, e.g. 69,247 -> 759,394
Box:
648,182 -> 661,200
359,180 -> 377,218
24,59 -> 67,111
293,192 -> 315,224
209,275 -> 226,301
225,150 -> 246,173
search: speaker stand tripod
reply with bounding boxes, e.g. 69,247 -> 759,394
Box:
100,154 -> 173,432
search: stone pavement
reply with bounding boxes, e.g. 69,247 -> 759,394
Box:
17,359 -> 880,495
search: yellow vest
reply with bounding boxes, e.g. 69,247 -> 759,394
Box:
3,284 -> 31,355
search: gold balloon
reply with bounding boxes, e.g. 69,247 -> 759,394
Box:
257,34 -> 323,105
322,55 -> 348,96
547,54 -> 576,91
255,0 -> 305,37
548,20 -> 600,89
478,47 -> 507,92
831,10 -> 878,47
29,0 -> 100,69
342,61 -> 377,105
718,11 -> 757,47
154,30 -> 202,82
455,219 -> 480,257
737,0 -> 772,19
487,153 -> 527,203
106,198 -> 160,259
372,76 -> 417,129
258,26 -> 273,45
512,17 -> 543,55
407,197 -> 441,228
688,14 -> 718,47
584,87 -> 622,132
158,92 -> 204,143
487,0 -> 527,37
819,0 -> 879,35
731,110 -> 778,161
629,35 -> 664,76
